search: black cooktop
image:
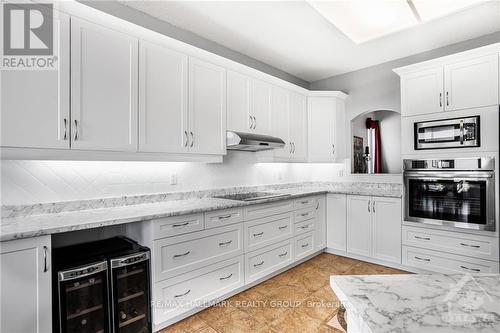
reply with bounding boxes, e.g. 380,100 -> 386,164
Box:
213,192 -> 291,202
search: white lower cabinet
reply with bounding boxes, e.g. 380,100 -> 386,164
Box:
402,246 -> 499,274
326,194 -> 347,251
314,195 -> 327,250
347,195 -> 402,264
294,232 -> 315,260
245,240 -> 294,283
0,236 -> 52,333
244,212 -> 293,252
153,255 -> 244,325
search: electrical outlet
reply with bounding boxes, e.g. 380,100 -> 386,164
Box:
170,173 -> 178,185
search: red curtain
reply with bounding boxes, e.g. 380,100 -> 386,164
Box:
366,118 -> 381,173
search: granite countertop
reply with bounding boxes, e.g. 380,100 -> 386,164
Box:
1,181 -> 402,242
330,274 -> 500,333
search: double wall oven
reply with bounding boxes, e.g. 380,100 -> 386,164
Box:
404,157 -> 495,231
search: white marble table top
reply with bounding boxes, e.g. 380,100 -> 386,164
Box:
331,274 -> 500,333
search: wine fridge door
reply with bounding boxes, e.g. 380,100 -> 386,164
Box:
57,261 -> 110,333
110,252 -> 152,333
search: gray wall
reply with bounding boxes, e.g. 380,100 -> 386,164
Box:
310,32 -> 500,119
79,1 -> 310,89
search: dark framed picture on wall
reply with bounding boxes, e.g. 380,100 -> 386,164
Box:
353,136 -> 364,174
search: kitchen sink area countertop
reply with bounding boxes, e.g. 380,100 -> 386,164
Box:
330,274 -> 500,333
0,181 -> 402,241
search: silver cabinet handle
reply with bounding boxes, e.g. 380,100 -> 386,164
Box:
253,261 -> 264,267
300,200 -> 309,204
460,243 -> 480,248
218,240 -> 233,246
218,214 -> 232,220
316,202 -> 319,210
289,142 -> 293,154
253,232 -> 264,237
278,225 -> 288,230
292,142 -> 296,153
300,212 -> 310,217
63,118 -> 67,140
460,265 -> 480,272
174,289 -> 191,298
74,120 -> 78,140
278,251 -> 288,257
220,273 -> 233,280
439,92 -> 442,107
372,201 -> 375,213
446,91 -> 449,106
414,256 -> 431,262
43,246 -> 48,272
184,130 -> 188,147
253,116 -> 257,129
332,144 -> 335,155
300,225 -> 310,229
368,200 -> 371,213
301,243 -> 309,248
173,251 -> 191,258
414,236 -> 430,241
249,115 -> 254,129
172,222 -> 189,228
190,131 -> 194,147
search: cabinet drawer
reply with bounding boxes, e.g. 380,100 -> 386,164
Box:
153,214 -> 204,239
244,200 -> 293,220
153,224 -> 243,281
245,240 -> 293,284
244,212 -> 293,252
402,226 -> 499,261
205,208 -> 244,229
294,196 -> 317,209
294,219 -> 315,236
294,207 -> 316,223
153,255 -> 244,324
402,246 -> 499,274
294,232 -> 315,260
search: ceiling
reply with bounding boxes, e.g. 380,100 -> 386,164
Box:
119,0 -> 500,82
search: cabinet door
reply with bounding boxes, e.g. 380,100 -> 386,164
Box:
71,17 -> 138,151
227,70 -> 252,132
307,97 -> 335,162
401,67 -> 443,116
1,10 -> 70,149
444,54 -> 499,111
188,58 -> 226,155
251,79 -> 272,134
315,196 -> 327,250
346,195 -> 372,257
372,197 -> 402,264
289,92 -> 308,161
271,86 -> 290,159
1,236 -> 51,333
326,194 -> 347,251
138,40 -> 188,153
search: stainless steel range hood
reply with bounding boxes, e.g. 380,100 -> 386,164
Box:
226,131 -> 285,151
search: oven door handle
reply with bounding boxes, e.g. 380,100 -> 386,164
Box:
404,171 -> 494,179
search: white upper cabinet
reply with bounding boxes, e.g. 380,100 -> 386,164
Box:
395,46 -> 500,117
271,86 -> 290,159
139,40 -> 188,153
307,96 -> 345,162
227,70 -> 252,133
71,17 -> 138,151
188,57 -> 226,155
1,10 -> 70,149
250,79 -> 272,134
444,54 -> 499,111
288,92 -> 307,161
400,67 -> 444,117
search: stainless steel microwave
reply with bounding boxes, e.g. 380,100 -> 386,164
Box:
414,116 -> 480,150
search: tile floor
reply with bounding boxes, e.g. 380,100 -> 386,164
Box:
160,253 -> 408,333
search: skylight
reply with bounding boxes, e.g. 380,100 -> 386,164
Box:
307,0 -> 487,44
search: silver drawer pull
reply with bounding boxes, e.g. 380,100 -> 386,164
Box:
173,251 -> 191,258
460,265 -> 480,272
300,225 -> 310,229
414,236 -> 430,241
253,261 -> 265,267
460,243 -> 480,248
172,222 -> 189,228
301,243 -> 309,248
278,225 -> 288,230
219,240 -> 233,246
174,289 -> 191,298
278,252 -> 288,257
300,200 -> 309,204
300,212 -> 310,217
414,256 -> 430,262
218,214 -> 232,220
253,232 -> 264,237
220,273 -> 233,280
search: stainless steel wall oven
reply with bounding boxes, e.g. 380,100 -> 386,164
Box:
404,157 -> 495,231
